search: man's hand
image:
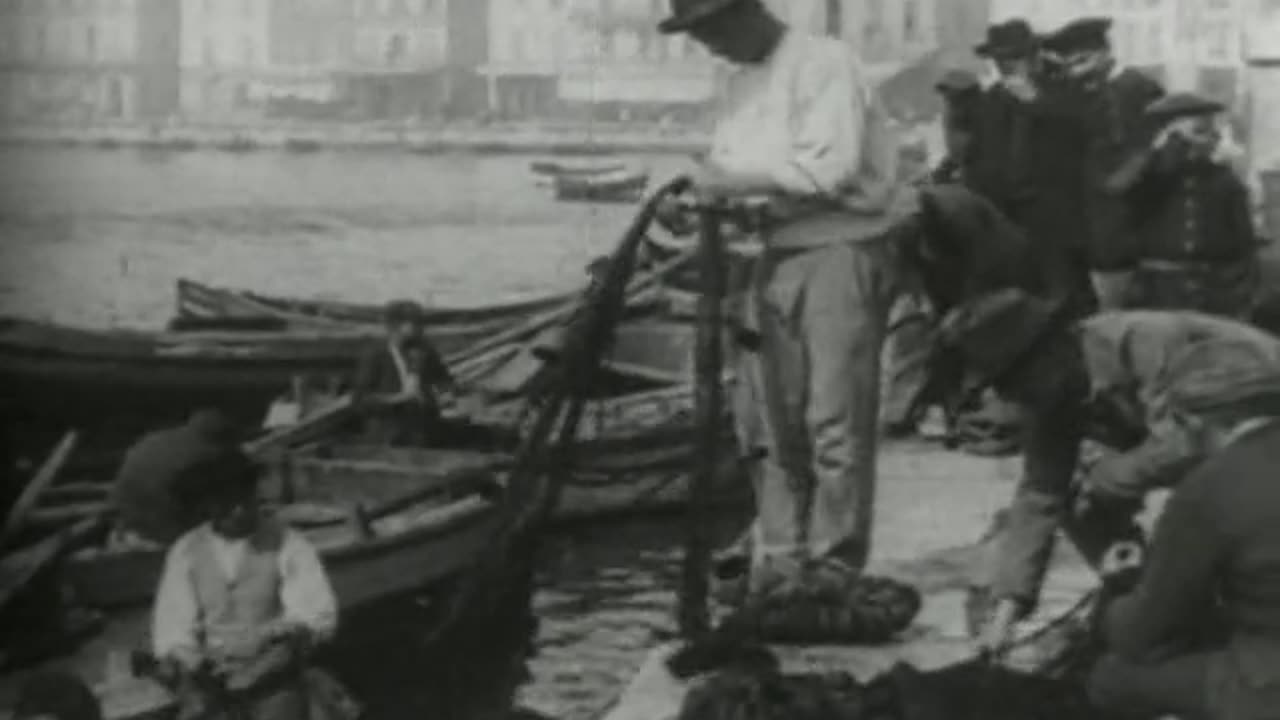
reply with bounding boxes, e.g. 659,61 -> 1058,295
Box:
977,598 -> 1021,658
1001,74 -> 1039,103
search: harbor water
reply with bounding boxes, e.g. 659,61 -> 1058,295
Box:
0,147 -> 1036,719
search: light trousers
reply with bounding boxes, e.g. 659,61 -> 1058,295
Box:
732,237 -> 899,579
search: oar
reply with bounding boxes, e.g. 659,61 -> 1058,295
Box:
2,431 -> 79,549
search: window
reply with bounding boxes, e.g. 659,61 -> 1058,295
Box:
903,0 -> 920,44
386,33 -> 407,64
204,37 -> 217,65
241,35 -> 255,65
86,25 -> 97,60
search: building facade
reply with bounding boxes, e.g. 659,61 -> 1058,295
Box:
338,0 -> 453,119
554,0 -> 716,122
178,0 -> 273,119
0,0 -> 180,123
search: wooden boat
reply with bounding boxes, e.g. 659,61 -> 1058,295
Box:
554,170 -> 650,204
0,316 -> 376,434
174,278 -> 576,345
529,159 -> 628,177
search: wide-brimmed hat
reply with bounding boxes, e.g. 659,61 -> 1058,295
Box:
1165,341 -> 1280,419
1041,17 -> 1112,55
974,20 -> 1038,59
658,0 -> 752,34
1145,92 -> 1226,126
937,289 -> 1070,392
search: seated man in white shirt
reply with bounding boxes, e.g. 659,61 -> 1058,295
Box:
658,0 -> 914,597
151,450 -> 344,720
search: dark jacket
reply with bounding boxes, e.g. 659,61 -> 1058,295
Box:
1081,67 -> 1167,270
1104,421 -> 1280,719
910,184 -> 1041,316
112,423 -> 234,544
1109,146 -> 1259,315
1111,145 -> 1257,264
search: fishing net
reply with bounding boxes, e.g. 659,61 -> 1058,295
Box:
668,589 -> 1105,720
419,179 -> 696,651
712,568 -> 924,646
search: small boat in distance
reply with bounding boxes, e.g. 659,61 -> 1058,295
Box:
528,159 -> 627,177
553,169 -> 650,204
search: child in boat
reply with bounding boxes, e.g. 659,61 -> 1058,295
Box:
150,450 -> 355,720
351,300 -> 457,447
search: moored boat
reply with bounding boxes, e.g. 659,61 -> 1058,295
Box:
529,159 -> 628,177
175,278 -> 576,342
553,170 -> 650,204
0,316 -> 376,434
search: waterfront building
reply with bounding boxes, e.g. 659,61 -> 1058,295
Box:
178,0 -> 274,120
259,0 -> 353,118
554,0 -> 716,123
0,0 -> 180,123
339,0 -> 454,120
480,0 -> 575,119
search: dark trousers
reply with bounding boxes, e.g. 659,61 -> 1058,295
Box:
1088,652 -> 1213,720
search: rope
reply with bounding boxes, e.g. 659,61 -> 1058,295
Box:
419,178 -> 693,650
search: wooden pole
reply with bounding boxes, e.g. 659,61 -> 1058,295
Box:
678,207 -> 725,637
3,431 -> 78,548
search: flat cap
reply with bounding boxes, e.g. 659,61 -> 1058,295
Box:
1145,92 -> 1226,125
1165,341 -> 1280,417
1042,17 -> 1112,54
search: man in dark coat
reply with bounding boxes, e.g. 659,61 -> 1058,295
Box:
930,69 -> 983,185
934,289 -> 1280,654
969,19 -> 1095,317
111,408 -> 242,545
1088,363 -> 1280,719
1107,92 -> 1260,318
1042,16 -> 1166,310
351,300 -> 457,447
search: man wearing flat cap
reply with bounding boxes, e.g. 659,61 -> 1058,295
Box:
1087,359 -> 1280,720
1042,16 -> 1166,312
968,19 -> 1096,318
1106,92 -> 1260,318
935,289 -> 1280,654
658,0 -> 914,592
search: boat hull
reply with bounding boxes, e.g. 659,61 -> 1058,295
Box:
0,317 -> 374,437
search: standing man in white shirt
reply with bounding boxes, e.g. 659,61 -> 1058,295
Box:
151,450 -> 347,720
658,0 -> 914,595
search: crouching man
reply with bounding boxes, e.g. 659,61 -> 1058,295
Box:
1088,363 -> 1280,719
150,450 -> 357,720
933,290 -> 1280,653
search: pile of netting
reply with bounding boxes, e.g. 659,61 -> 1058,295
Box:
712,559 -> 924,646
662,590 -> 1106,720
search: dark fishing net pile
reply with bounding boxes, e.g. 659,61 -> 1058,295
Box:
666,590 -> 1107,720
717,574 -> 923,646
